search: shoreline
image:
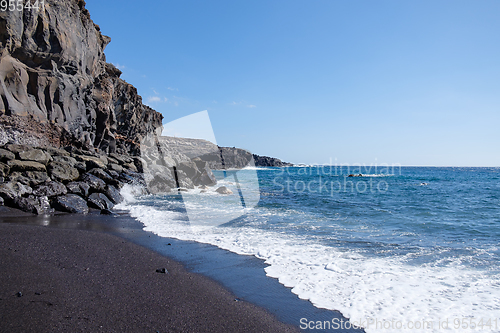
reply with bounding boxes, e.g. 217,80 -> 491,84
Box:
0,208 -> 363,332
0,208 -> 298,333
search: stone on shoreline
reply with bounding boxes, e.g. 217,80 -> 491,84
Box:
0,162 -> 10,177
147,175 -> 173,194
12,196 -> 52,215
0,182 -> 33,201
48,162 -> 80,182
0,142 -> 222,214
45,147 -> 70,157
194,166 -> 217,186
52,156 -> 78,166
110,153 -> 134,165
88,193 -> 114,210
216,186 -> 233,195
0,149 -> 15,162
81,173 -> 106,192
66,182 -> 90,198
53,194 -> 89,214
33,181 -> 68,197
74,155 -> 107,170
19,149 -> 51,165
88,168 -> 114,183
109,163 -> 123,173
105,185 -> 123,204
7,160 -> 46,172
5,144 -> 29,154
10,171 -> 51,186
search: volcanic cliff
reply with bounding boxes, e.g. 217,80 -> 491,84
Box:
0,0 -> 162,154
0,0 -> 291,215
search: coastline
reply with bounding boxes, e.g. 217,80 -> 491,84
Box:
0,208 -> 298,333
0,208 -> 363,333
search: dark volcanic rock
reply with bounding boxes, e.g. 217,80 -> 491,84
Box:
33,181 -> 67,197
88,193 -> 114,210
53,194 -> 89,214
197,146 -> 291,169
108,170 -> 119,178
119,173 -> 135,184
0,181 -> 32,201
7,160 -> 46,172
46,147 -> 70,157
0,148 -> 15,162
66,182 -> 90,198
109,153 -> 133,164
48,162 -> 80,182
0,162 -> 10,177
124,162 -> 138,172
74,155 -> 107,170
7,172 -> 31,185
105,185 -> 123,204
81,173 -> 106,192
51,155 -> 77,166
10,171 -> 50,186
100,208 -> 115,215
109,163 -> 123,173
88,168 -> 113,183
18,149 -> 50,165
4,144 -> 29,154
252,154 -> 293,167
0,0 -> 163,153
74,162 -> 87,173
107,156 -> 120,165
12,196 -> 38,214
119,171 -> 144,185
12,196 -> 52,215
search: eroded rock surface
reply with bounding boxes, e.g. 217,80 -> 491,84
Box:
0,0 -> 162,154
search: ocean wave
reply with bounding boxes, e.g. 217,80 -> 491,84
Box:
117,195 -> 500,333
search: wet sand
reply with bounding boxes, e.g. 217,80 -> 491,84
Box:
0,210 -> 298,332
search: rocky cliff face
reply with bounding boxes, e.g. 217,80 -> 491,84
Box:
0,0 -> 292,215
159,136 -> 292,168
0,0 -> 162,154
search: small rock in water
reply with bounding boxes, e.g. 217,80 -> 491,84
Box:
215,186 -> 233,195
17,292 -> 22,297
156,268 -> 168,274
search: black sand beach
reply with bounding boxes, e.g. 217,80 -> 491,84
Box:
0,210 -> 299,333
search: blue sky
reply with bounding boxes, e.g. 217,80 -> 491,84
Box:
85,0 -> 500,166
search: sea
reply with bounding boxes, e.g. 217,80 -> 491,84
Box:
117,166 -> 500,333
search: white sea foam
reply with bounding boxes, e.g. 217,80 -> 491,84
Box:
223,166 -> 275,171
117,196 -> 500,333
